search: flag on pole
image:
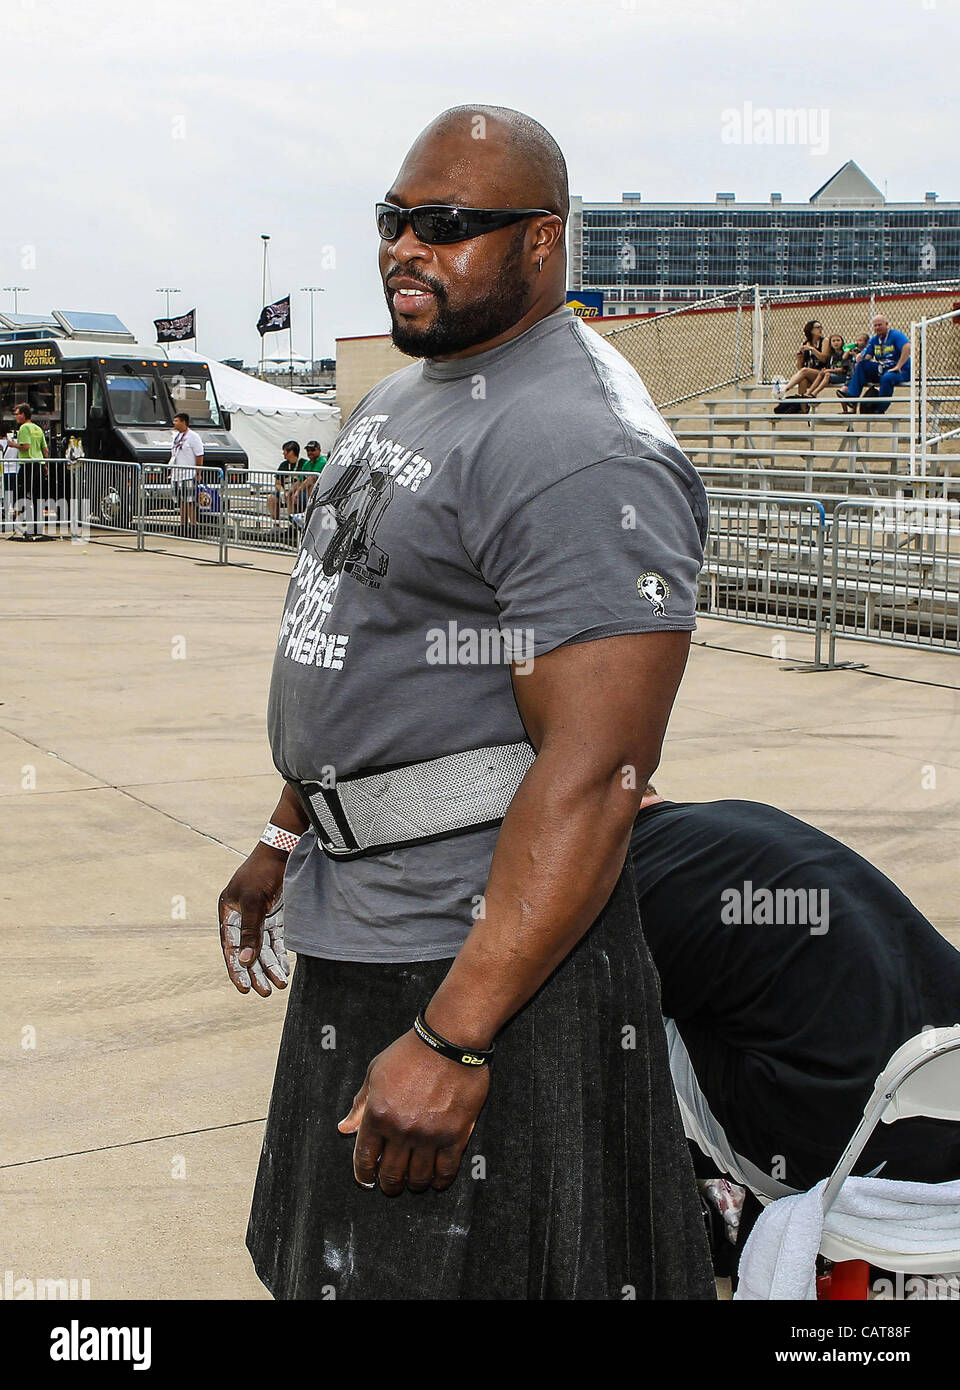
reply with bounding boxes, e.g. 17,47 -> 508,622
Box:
257,295 -> 291,336
154,308 -> 197,342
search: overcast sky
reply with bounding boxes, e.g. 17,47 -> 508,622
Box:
2,0 -> 955,363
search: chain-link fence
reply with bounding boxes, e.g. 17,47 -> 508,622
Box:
603,286 -> 759,407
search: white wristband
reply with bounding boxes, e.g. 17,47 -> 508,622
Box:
260,822 -> 301,854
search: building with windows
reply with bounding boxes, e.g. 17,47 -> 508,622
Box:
570,161 -> 960,317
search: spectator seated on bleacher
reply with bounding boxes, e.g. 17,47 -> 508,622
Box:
833,334 -> 869,412
776,318 -> 830,400
805,334 -> 852,400
837,315 -> 910,415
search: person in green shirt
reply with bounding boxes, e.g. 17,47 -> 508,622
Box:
288,438 -> 326,509
14,403 -> 48,459
303,440 -> 327,476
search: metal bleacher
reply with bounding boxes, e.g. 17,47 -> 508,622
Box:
663,382 -> 960,657
666,383 -> 959,504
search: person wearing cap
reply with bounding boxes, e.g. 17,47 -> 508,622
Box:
288,439 -> 327,509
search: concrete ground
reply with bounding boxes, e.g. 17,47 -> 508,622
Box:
1,530 -> 958,1300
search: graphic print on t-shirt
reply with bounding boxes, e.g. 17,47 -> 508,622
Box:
276,411 -> 433,674
638,571 -> 670,617
319,456 -> 395,587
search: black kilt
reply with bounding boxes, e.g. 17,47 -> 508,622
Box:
246,868 -> 715,1301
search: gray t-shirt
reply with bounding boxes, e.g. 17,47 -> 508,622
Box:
268,306 -> 708,962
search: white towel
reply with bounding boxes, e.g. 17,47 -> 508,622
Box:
735,1177 -> 960,1300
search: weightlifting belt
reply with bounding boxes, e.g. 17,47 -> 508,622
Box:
290,740 -> 537,861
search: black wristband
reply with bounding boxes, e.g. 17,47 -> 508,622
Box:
413,1013 -> 494,1067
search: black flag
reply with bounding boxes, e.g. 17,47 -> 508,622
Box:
154,308 -> 197,342
257,295 -> 291,336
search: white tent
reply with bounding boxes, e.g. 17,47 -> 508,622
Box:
168,348 -> 341,469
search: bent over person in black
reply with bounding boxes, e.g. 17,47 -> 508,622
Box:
629,792 -> 960,1197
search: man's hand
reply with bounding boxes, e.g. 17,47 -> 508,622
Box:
218,842 -> 289,996
338,1032 -> 489,1195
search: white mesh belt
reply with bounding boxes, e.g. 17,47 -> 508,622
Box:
292,741 -> 536,860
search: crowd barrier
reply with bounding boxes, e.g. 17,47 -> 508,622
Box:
1,459 -> 311,561
4,461 -> 958,669
700,490 -> 960,666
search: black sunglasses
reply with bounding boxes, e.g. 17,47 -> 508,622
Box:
376,201 -> 554,245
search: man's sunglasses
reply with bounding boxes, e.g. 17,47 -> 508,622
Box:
376,202 -> 554,246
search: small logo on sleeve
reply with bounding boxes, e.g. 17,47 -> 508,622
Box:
637,572 -> 670,618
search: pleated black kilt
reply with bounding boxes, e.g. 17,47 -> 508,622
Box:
246,869 -> 715,1301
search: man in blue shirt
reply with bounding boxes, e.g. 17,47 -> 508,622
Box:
837,314 -> 911,414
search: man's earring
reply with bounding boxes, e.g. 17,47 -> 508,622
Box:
538,257 -> 543,272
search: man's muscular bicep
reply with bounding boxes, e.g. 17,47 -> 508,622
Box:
510,631 -> 691,777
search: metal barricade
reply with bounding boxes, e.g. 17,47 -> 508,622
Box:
698,465 -> 954,505
69,458 -> 142,540
827,498 -> 960,662
2,456 -> 143,541
222,467 -> 312,560
701,490 -> 828,662
138,463 -> 226,556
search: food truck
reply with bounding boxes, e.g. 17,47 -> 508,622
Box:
0,310 -> 248,472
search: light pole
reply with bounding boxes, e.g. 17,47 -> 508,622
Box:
260,235 -> 271,378
156,287 -> 182,317
300,286 -> 325,379
3,286 -> 28,314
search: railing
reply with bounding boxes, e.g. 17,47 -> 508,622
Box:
221,468 -> 313,560
827,498 -> 960,661
138,464 -> 228,560
701,488 -> 960,669
910,306 -> 960,477
5,462 -> 957,673
700,492 -> 827,664
1,459 -> 314,558
1,456 -> 142,539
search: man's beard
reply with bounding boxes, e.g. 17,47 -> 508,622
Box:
386,231 -> 533,359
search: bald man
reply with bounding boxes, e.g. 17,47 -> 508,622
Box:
222,106 -> 714,1301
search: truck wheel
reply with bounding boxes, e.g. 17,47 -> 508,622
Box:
322,513 -> 358,576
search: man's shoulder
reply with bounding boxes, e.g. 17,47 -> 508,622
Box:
472,316 -> 680,477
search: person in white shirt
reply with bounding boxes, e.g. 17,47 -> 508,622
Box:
1,426 -> 21,529
169,411 -> 204,536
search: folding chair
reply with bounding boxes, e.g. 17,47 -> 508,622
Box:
816,1024 -> 960,1299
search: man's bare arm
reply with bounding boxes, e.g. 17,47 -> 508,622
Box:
424,630 -> 691,1046
338,630 -> 692,1194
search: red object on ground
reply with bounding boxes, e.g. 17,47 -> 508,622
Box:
816,1260 -> 872,1300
